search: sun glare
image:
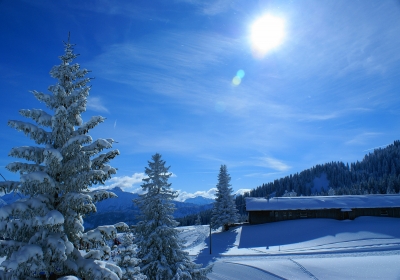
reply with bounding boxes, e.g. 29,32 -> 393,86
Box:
250,14 -> 285,56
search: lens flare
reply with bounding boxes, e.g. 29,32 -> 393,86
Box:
232,76 -> 241,86
237,69 -> 245,79
232,69 -> 245,86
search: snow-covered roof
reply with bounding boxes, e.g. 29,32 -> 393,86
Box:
245,195 -> 400,211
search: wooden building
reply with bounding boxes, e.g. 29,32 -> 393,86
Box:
245,195 -> 400,224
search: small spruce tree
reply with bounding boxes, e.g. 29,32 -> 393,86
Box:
134,153 -> 211,280
114,232 -> 146,280
210,165 -> 239,231
195,214 -> 202,226
328,187 -> 336,196
0,36 -> 123,279
282,189 -> 297,197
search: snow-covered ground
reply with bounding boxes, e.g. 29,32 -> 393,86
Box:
2,217 -> 398,279
178,217 -> 400,279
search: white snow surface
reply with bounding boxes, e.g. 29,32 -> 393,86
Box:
177,217 -> 400,279
246,194 -> 400,211
1,217 -> 400,279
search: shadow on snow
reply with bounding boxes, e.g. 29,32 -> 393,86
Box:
238,216 -> 400,248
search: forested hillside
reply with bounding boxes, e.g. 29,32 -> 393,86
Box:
234,140 -> 400,215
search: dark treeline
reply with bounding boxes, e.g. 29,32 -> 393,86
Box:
176,209 -> 212,227
235,140 -> 400,215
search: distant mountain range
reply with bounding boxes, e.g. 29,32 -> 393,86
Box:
0,187 -> 213,230
84,187 -> 213,229
183,196 -> 214,205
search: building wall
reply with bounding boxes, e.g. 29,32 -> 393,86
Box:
248,207 -> 400,224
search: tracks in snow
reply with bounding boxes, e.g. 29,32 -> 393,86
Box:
179,225 -> 209,251
289,258 -> 319,280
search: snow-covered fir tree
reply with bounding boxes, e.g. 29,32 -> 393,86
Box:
134,153 -> 212,280
282,190 -> 297,197
114,232 -> 146,280
0,36 -> 125,279
328,187 -> 336,196
210,165 -> 239,231
195,214 -> 202,226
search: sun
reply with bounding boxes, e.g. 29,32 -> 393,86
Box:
250,14 -> 285,56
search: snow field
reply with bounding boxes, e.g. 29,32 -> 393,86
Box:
3,216 -> 397,278
179,217 -> 400,279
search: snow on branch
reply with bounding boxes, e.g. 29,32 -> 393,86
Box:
74,69 -> 90,80
8,120 -> 51,145
76,258 -> 121,280
0,240 -> 24,258
87,189 -> 117,204
84,225 -> 118,243
70,85 -> 90,101
48,83 -> 68,100
103,262 -> 123,279
67,94 -> 89,125
63,135 -> 92,149
6,162 -> 46,174
101,165 -> 117,178
113,222 -> 129,232
81,139 -> 115,156
31,90 -> 57,109
74,116 -> 106,136
58,192 -> 96,215
34,210 -> 64,227
62,156 -> 92,180
0,201 -> 29,220
58,277 -> 80,280
21,172 -> 55,187
91,150 -> 120,169
1,244 -> 44,274
44,147 -> 63,162
20,171 -> 57,196
0,181 -> 20,194
82,223 -> 127,248
8,146 -> 45,164
50,63 -> 79,81
80,223 -> 126,262
19,109 -> 52,127
0,195 -> 52,222
1,209 -> 65,235
61,135 -> 92,158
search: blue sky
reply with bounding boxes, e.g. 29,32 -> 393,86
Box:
1,0 -> 400,200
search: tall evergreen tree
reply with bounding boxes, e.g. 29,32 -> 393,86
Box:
134,153 -> 211,280
0,37 -> 123,279
210,165 -> 239,231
